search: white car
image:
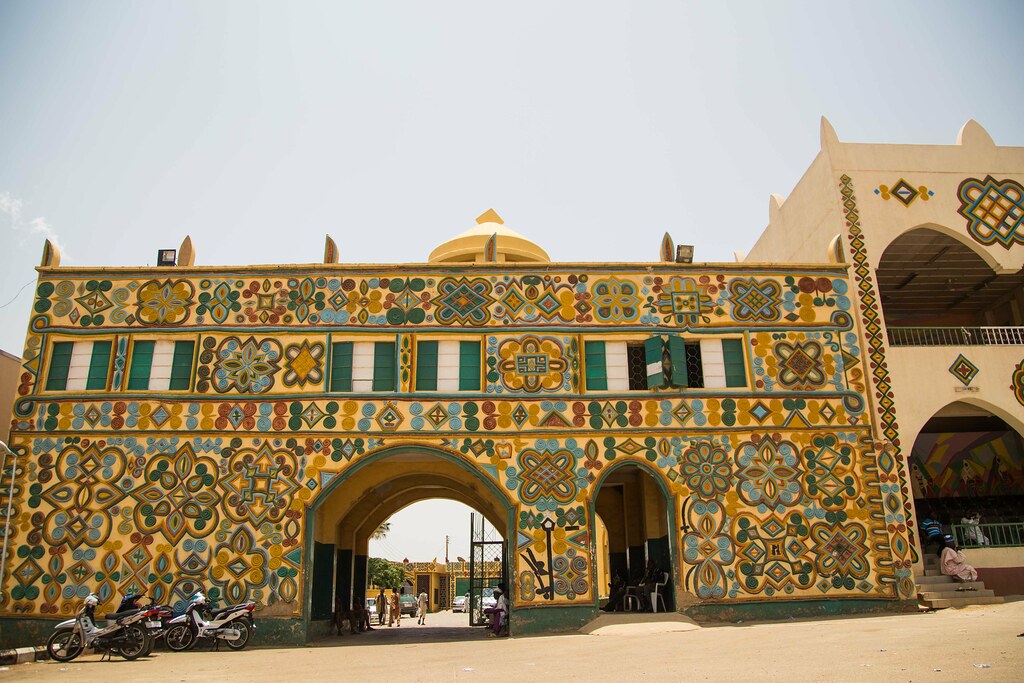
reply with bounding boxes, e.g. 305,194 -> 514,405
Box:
452,595 -> 467,613
366,597 -> 377,617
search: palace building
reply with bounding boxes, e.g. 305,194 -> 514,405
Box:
1,119 -> 1021,645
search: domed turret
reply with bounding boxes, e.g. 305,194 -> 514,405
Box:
428,209 -> 550,264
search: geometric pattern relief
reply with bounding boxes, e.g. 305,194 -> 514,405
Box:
1012,358 -> 1024,408
948,353 -> 979,387
957,176 -> 1024,248
875,178 -> 933,206
841,173 -> 918,582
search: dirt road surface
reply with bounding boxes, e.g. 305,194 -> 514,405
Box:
5,602 -> 1023,682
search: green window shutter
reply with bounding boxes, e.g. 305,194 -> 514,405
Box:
668,335 -> 688,388
169,341 -> 195,390
86,341 -> 112,390
127,340 -> 155,390
458,341 -> 481,391
46,342 -> 74,391
644,337 -> 666,389
416,341 -> 438,391
722,338 -> 747,387
372,341 -> 397,391
330,342 -> 353,392
584,341 -> 607,391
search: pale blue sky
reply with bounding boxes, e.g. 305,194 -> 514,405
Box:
1,1 -> 1022,559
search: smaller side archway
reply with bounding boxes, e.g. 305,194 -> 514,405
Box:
908,400 -> 1024,551
591,460 -> 678,612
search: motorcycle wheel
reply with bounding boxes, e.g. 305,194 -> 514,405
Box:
142,632 -> 155,657
46,629 -> 84,662
225,620 -> 251,650
165,624 -> 194,652
118,625 -> 149,661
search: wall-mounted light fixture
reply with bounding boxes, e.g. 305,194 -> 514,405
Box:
157,249 -> 177,267
675,245 -> 694,264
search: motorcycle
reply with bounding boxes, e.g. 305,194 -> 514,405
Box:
116,593 -> 174,657
164,592 -> 255,651
46,593 -> 155,662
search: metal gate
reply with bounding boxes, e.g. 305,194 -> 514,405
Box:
468,512 -> 506,626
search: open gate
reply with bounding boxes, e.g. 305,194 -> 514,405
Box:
468,512 -> 506,626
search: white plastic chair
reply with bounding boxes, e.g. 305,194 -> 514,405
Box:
650,572 -> 669,613
623,586 -> 641,612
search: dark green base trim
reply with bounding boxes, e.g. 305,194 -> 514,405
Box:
510,604 -> 598,635
0,617 -> 59,650
253,617 -> 308,646
684,598 -> 918,623
307,618 -> 335,641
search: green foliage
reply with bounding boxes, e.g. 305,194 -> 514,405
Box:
368,557 -> 405,590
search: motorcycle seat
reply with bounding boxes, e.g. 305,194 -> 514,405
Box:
210,606 -> 236,618
104,608 -> 141,621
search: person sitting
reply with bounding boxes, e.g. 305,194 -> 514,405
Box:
602,572 -> 626,612
353,598 -> 373,631
940,537 -> 978,583
960,511 -> 990,546
638,559 -> 663,612
921,514 -> 943,544
484,583 -> 508,637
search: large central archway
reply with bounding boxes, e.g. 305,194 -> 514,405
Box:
302,445 -> 515,638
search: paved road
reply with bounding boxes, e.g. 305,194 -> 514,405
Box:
6,603 -> 1024,681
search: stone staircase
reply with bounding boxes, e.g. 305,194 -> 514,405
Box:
916,554 -> 1004,610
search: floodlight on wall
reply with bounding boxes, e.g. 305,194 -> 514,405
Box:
157,249 -> 177,267
675,245 -> 694,264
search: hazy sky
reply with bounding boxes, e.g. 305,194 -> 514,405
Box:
1,1 -> 1022,559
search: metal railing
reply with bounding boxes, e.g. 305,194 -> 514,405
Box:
951,522 -> 1024,548
888,326 -> 1024,347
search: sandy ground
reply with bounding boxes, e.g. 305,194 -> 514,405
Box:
4,602 -> 1023,682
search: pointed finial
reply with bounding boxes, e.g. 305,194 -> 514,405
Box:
178,235 -> 195,267
40,239 -> 61,267
484,233 -> 498,262
769,194 -> 785,226
476,209 -> 504,225
827,234 -> 846,264
957,119 -> 995,147
324,235 -> 339,264
820,116 -> 840,150
660,233 -> 674,262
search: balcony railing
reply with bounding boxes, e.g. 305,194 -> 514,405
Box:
887,326 -> 1024,347
951,522 -> 1024,548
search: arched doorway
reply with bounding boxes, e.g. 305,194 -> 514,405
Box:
303,445 -> 514,638
910,400 -> 1024,546
592,461 -> 677,611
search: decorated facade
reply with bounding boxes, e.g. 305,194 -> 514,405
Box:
1,119 -> 1021,644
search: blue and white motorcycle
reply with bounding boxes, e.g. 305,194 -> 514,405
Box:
164,592 -> 255,651
45,593 -> 155,661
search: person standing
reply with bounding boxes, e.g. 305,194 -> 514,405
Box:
390,591 -> 401,627
417,591 -> 428,625
377,588 -> 387,625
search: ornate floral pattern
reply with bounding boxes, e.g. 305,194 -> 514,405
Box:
680,440 -> 731,499
591,277 -> 640,322
495,336 -> 570,393
213,337 -> 282,394
735,434 -> 801,509
136,279 -> 195,326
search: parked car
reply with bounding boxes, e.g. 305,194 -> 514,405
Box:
482,587 -> 497,610
366,597 -> 377,618
399,594 -> 418,616
452,594 -> 467,613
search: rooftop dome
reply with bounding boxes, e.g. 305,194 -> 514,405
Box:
428,209 -> 550,264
